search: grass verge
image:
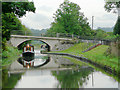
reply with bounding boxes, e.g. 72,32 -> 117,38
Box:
50,43 -> 119,75
61,55 -> 119,82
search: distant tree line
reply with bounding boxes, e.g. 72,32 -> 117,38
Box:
30,29 -> 48,36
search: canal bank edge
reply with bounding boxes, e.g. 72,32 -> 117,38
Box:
42,52 -> 119,77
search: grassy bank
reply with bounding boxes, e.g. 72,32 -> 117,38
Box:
50,43 -> 119,74
2,44 -> 21,66
62,56 -> 119,82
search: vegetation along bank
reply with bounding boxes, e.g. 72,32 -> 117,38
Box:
45,42 -> 119,77
2,44 -> 21,67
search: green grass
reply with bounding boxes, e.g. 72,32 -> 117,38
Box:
62,56 -> 88,67
51,43 -> 94,54
50,43 -> 119,73
62,55 -> 119,82
2,44 -> 21,66
83,45 -> 118,72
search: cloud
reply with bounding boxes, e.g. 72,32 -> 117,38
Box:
73,0 -> 117,29
19,0 -> 62,30
19,12 -> 52,29
92,13 -> 117,28
19,0 -> 118,30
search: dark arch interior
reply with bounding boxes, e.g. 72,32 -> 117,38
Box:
38,40 -> 50,52
17,57 -> 50,68
17,40 -> 50,51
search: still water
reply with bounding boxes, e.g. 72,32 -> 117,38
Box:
2,50 -> 118,88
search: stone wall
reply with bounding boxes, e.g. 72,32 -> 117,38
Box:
51,40 -> 75,51
110,41 -> 120,57
51,55 -> 74,65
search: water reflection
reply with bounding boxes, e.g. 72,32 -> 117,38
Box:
17,56 -> 50,68
52,67 -> 94,88
18,49 -> 50,68
2,69 -> 23,89
2,51 -> 118,88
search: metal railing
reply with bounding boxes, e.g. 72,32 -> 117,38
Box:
11,30 -> 76,39
11,30 -> 119,42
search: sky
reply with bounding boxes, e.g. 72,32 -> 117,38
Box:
19,0 -> 118,30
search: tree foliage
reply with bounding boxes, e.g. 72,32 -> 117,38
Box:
94,29 -> 108,39
104,1 -> 120,35
47,0 -> 92,36
2,13 -> 22,41
113,17 -> 120,35
2,1 -> 36,51
104,2 -> 120,12
2,2 -> 35,17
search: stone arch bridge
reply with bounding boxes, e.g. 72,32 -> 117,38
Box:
10,35 -> 73,51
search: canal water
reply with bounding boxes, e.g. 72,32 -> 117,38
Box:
2,50 -> 118,88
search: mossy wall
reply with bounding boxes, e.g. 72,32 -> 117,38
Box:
110,41 -> 120,57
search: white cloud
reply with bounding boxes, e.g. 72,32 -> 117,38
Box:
19,0 -> 118,30
19,12 -> 52,29
71,0 -> 117,29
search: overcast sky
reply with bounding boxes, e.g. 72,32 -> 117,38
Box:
19,0 -> 118,30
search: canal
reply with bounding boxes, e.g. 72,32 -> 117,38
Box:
2,49 -> 118,88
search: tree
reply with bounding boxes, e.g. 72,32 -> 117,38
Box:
113,17 -> 120,35
2,13 -> 22,41
2,2 -> 35,17
2,1 -> 36,51
104,1 -> 120,35
95,29 -> 107,39
47,0 -> 92,36
104,2 -> 120,12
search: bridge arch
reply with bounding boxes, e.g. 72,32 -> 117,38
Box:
10,35 -> 73,51
17,39 -> 51,51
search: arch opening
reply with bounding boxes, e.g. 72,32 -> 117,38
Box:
17,40 -> 51,52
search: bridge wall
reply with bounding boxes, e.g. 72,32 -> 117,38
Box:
10,37 -> 60,51
51,41 -> 74,51
10,35 -> 74,51
10,38 -> 31,47
10,37 -> 74,51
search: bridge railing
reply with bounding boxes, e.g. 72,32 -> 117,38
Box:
11,30 -> 95,39
11,30 -> 119,42
11,30 -> 75,39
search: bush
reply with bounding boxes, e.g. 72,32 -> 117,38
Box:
2,44 -> 20,66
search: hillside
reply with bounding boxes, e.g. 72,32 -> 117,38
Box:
97,27 -> 114,32
30,29 -> 48,36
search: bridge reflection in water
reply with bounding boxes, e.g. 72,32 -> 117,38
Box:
17,56 -> 50,68
2,50 -> 118,88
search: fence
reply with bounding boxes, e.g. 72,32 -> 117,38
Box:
10,30 -> 113,39
11,30 -> 119,45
